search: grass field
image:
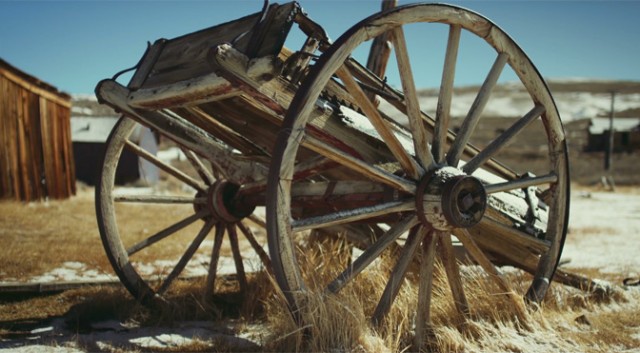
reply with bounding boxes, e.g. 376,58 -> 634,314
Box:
1,185 -> 639,352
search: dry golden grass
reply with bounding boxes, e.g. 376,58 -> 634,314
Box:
258,231 -> 640,352
1,184 -> 640,352
0,185 -> 112,278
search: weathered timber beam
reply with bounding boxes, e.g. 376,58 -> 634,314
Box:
95,79 -> 268,184
214,44 -> 399,166
126,47 -> 277,110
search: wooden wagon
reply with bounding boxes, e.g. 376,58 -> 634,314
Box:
95,0 -> 604,347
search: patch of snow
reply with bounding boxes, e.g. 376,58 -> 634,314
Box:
561,191 -> 640,273
0,345 -> 84,353
129,333 -> 196,348
30,327 -> 54,334
112,186 -> 155,196
28,262 -> 116,283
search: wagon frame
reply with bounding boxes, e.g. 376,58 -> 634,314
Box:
95,0 -> 606,347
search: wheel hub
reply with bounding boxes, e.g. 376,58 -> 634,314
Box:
415,167 -> 487,231
195,181 -> 255,223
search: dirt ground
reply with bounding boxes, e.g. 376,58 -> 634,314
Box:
0,185 -> 639,352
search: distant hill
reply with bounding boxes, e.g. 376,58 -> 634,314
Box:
546,79 -> 640,94
415,79 -> 640,121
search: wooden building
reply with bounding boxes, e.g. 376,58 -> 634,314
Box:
71,116 -> 159,186
0,58 -> 76,201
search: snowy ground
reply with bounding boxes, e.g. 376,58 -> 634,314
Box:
1,190 -> 639,352
561,189 -> 640,277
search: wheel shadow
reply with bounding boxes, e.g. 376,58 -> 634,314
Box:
0,283 -> 265,352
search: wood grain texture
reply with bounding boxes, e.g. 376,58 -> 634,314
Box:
0,65 -> 74,201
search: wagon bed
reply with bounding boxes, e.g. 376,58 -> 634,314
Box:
95,1 -> 606,347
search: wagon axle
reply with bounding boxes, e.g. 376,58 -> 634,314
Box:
415,167 -> 487,231
196,181 -> 256,223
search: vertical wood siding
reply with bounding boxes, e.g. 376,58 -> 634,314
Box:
0,64 -> 76,201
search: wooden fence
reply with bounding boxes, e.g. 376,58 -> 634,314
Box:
0,59 -> 76,201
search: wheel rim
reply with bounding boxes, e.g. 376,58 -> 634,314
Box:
96,117 -> 271,304
267,3 -> 569,342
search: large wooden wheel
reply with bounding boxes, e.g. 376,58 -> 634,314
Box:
96,117 -> 271,304
267,3 -> 569,344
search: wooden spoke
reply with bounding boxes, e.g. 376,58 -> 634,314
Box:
484,173 -> 558,194
157,220 -> 215,295
248,213 -> 266,228
326,215 -> 419,294
336,65 -> 423,179
463,105 -> 546,174
124,140 -> 207,193
204,224 -> 225,298
391,26 -> 434,170
346,57 -> 518,181
364,4 -> 393,104
114,194 -> 206,204
127,209 -> 209,256
453,229 -> 530,328
414,230 -> 437,350
237,221 -> 272,272
304,134 -> 416,194
292,200 -> 415,232
371,225 -> 427,325
227,224 -> 248,293
527,162 -> 568,300
181,147 -> 216,186
437,231 -> 469,319
433,25 -> 461,163
330,223 -> 390,251
447,52 -> 509,167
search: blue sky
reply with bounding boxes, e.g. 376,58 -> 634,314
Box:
1,0 -> 639,94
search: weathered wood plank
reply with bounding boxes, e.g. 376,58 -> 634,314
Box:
1,71 -> 72,201
391,26 -> 434,170
0,66 -> 71,108
17,89 -> 31,200
141,13 -> 259,87
437,231 -> 469,319
128,39 -> 167,90
447,52 -> 508,167
138,3 -> 297,89
327,215 -> 419,293
414,231 -> 437,349
463,105 -> 545,174
336,64 -> 422,179
213,45 -> 399,166
433,24 -> 461,163
372,225 -> 425,323
96,80 -> 268,185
